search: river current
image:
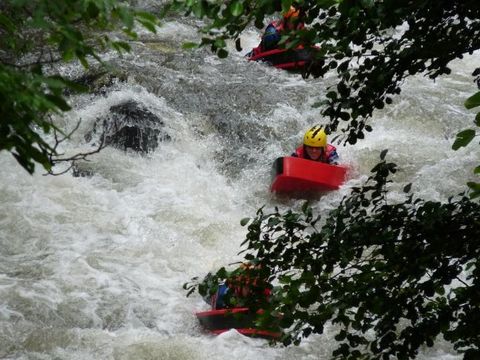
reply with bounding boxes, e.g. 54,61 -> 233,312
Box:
0,15 -> 478,360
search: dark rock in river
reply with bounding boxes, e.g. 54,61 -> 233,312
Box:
86,100 -> 171,154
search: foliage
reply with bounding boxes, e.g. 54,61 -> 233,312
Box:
188,152 -> 480,359
0,0 -> 158,173
453,87 -> 480,198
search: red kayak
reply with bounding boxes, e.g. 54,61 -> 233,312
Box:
195,308 -> 281,340
246,46 -> 320,72
271,156 -> 347,194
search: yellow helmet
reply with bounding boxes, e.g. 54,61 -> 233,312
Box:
303,126 -> 327,148
283,6 -> 300,19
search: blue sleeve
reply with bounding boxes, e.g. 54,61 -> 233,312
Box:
262,24 -> 281,49
328,150 -> 340,165
263,24 -> 277,36
212,283 -> 230,310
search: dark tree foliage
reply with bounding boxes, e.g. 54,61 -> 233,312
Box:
0,0 -> 157,173
187,152 -> 480,359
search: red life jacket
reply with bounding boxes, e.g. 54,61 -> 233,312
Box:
294,144 -> 337,163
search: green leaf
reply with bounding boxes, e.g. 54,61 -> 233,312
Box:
465,91 -> 480,109
0,13 -> 16,33
335,330 -> 347,341
235,38 -> 242,51
475,112 -> 480,126
182,42 -> 199,49
78,55 -> 89,69
403,183 -> 412,193
452,129 -> 476,150
436,285 -> 445,296
214,38 -> 226,49
326,91 -> 337,100
218,48 -> 228,58
281,0 -> 294,13
240,218 -> 250,226
45,94 -> 71,111
229,1 -> 244,17
192,1 -> 206,18
43,77 -> 67,90
467,182 -> 480,199
113,41 -> 131,52
138,19 -> 157,33
136,11 -> 157,23
122,28 -> 138,40
117,7 -> 135,29
86,2 -> 100,19
380,149 -> 388,160
467,182 -> 480,192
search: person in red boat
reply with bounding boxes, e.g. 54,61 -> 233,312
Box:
292,125 -> 340,165
210,263 -> 271,310
260,5 -> 305,52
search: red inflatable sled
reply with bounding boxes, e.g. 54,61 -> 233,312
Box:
271,156 -> 347,195
246,46 -> 321,73
196,307 -> 281,340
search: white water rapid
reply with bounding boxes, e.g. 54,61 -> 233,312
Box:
0,16 -> 478,360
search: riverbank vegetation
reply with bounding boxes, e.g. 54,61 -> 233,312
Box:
0,0 -> 157,173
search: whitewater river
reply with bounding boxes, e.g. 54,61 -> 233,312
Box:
0,16 -> 478,360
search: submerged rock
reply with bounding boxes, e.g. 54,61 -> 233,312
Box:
87,100 -> 171,154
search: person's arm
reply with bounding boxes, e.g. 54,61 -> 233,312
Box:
261,24 -> 281,50
328,149 -> 340,165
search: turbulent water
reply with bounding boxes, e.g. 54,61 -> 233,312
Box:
0,15 -> 479,360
